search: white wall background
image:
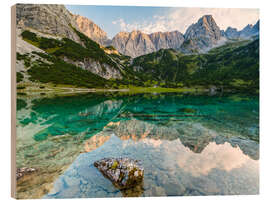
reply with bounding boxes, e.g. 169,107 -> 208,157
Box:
0,0 -> 269,202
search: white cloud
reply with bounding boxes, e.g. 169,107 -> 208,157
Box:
112,17 -> 171,34
112,8 -> 259,34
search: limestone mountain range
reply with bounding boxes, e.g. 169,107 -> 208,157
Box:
225,20 -> 259,39
15,4 -> 259,84
74,11 -> 259,56
16,4 -> 260,58
110,30 -> 185,57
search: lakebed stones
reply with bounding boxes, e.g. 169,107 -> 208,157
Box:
16,167 -> 37,180
94,157 -> 144,189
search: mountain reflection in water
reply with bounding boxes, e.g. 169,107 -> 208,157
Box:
16,93 -> 259,198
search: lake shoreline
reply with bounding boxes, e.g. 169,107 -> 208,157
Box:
17,82 -> 259,97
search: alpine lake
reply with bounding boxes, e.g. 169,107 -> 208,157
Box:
16,91 -> 259,198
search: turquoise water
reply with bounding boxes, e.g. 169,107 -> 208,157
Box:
16,92 -> 259,198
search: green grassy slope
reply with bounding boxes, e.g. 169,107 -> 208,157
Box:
17,52 -> 110,88
131,39 -> 259,91
19,29 -> 141,88
18,30 -> 259,92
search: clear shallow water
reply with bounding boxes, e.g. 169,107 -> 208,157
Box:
16,93 -> 259,198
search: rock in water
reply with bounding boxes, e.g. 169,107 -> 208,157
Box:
16,167 -> 37,180
94,157 -> 144,189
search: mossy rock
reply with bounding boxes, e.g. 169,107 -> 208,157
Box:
111,161 -> 118,169
94,157 -> 144,189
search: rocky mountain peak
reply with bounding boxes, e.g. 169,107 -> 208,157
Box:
181,15 -> 222,52
240,24 -> 253,34
224,20 -> 259,40
245,24 -> 253,29
199,15 -> 215,26
226,26 -> 238,32
185,15 -> 221,41
253,20 -> 260,30
130,30 -> 141,34
225,27 -> 240,39
129,30 -> 143,39
112,30 -> 184,57
16,4 -> 112,47
72,14 -> 111,46
149,31 -> 184,51
16,4 -> 81,43
239,22 -> 259,38
117,31 -> 130,37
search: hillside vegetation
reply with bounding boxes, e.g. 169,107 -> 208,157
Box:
18,29 -> 259,92
131,39 -> 259,91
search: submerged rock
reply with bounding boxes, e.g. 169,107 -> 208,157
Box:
178,108 -> 197,114
94,157 -> 144,189
16,167 -> 37,180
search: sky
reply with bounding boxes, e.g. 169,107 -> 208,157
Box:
66,5 -> 259,39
